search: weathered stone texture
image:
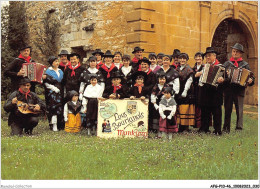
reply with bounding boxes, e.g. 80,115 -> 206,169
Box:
23,1 -> 258,104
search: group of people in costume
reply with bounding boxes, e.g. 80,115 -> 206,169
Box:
3,43 -> 255,139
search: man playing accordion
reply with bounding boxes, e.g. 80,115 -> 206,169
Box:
197,47 -> 224,135
222,43 -> 254,133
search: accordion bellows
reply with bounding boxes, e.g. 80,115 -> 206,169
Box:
199,63 -> 225,87
227,67 -> 252,87
22,63 -> 46,84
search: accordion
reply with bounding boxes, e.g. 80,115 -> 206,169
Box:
199,63 -> 225,87
22,63 -> 46,84
227,67 -> 252,87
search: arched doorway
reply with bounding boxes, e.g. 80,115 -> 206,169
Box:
211,18 -> 257,105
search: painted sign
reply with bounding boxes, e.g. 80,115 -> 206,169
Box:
97,99 -> 148,138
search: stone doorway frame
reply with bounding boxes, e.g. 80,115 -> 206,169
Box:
210,13 -> 257,105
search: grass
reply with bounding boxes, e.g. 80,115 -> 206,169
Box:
1,107 -> 258,180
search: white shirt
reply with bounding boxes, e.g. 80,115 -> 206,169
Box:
121,66 -> 132,76
87,67 -> 99,74
114,63 -> 121,69
81,84 -> 103,112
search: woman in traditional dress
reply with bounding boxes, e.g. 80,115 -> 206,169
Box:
113,51 -> 123,69
192,52 -> 204,129
44,56 -> 64,131
79,56 -> 105,101
119,54 -> 134,88
175,53 -> 195,132
149,53 -> 161,73
98,50 -> 118,87
156,54 -> 180,96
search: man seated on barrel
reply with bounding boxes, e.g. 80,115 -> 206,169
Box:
4,77 -> 46,136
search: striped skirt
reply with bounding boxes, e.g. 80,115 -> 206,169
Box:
65,113 -> 81,133
177,104 -> 195,126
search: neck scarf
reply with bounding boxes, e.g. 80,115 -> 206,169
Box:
230,57 -> 243,67
69,63 -> 81,77
134,83 -> 144,94
172,62 -> 177,69
101,63 -> 116,78
19,88 -> 31,100
211,59 -> 220,66
59,61 -> 71,71
112,84 -> 122,93
132,57 -> 140,64
96,61 -> 103,69
18,54 -> 31,63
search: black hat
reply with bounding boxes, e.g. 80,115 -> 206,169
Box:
48,56 -> 58,65
69,53 -> 81,59
178,53 -> 189,61
172,49 -> 181,58
111,71 -> 123,79
138,57 -> 151,65
89,73 -> 98,80
163,54 -> 173,62
164,86 -> 175,96
148,53 -> 157,59
92,49 -> 104,56
19,77 -> 31,85
203,47 -> 219,56
58,50 -> 69,56
157,52 -> 165,58
132,46 -> 144,54
66,90 -> 79,101
194,51 -> 204,59
88,56 -> 97,62
103,50 -> 114,58
231,43 -> 244,53
19,45 -> 31,51
132,71 -> 147,82
122,54 -> 131,61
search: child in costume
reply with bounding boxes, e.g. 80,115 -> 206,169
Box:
159,87 -> 178,139
103,71 -> 128,99
81,74 -> 103,135
64,90 -> 82,133
151,73 -> 169,133
130,71 -> 150,100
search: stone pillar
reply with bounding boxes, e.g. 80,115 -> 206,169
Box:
199,1 -> 211,51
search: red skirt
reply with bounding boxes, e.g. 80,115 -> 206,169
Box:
159,114 -> 178,133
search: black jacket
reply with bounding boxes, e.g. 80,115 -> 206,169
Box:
63,66 -> 85,93
4,90 -> 46,126
103,85 -> 128,99
4,57 -> 36,92
222,60 -> 255,97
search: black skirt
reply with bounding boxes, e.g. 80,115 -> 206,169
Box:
86,98 -> 98,120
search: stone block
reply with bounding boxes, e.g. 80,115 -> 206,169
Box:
126,33 -> 141,43
71,24 -> 78,32
126,10 -> 141,22
97,30 -> 106,37
140,1 -> 155,11
65,19 -> 70,25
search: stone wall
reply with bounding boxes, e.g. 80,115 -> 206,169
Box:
22,1 -> 258,104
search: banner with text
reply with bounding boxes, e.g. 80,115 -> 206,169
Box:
97,99 -> 148,138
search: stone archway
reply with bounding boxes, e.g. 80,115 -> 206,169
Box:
211,18 -> 257,105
